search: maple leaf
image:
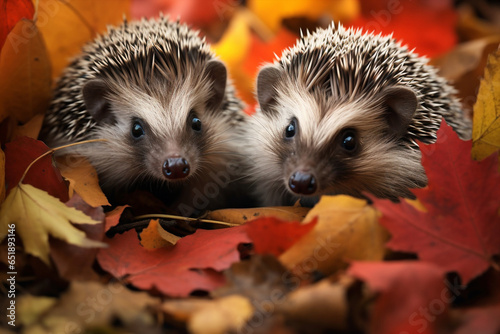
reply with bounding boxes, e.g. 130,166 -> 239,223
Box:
0,19 -> 51,125
348,261 -> 449,334
371,121 -> 500,284
97,226 -> 251,297
0,184 -> 106,264
472,48 -> 500,160
0,0 -> 34,53
348,0 -> 457,58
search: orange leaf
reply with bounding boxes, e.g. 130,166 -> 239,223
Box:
140,219 -> 179,249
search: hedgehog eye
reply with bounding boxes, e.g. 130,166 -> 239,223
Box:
191,114 -> 202,132
340,130 -> 357,152
285,118 -> 297,139
131,120 -> 145,139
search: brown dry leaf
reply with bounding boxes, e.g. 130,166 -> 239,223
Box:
279,195 -> 388,279
37,0 -> 131,79
457,3 -> 500,42
10,113 -> 44,140
0,148 -> 5,204
18,281 -> 160,334
248,0 -> 360,33
0,19 -> 51,124
277,276 -> 353,331
0,183 -> 106,264
472,48 -> 500,160
206,206 -> 310,225
188,295 -> 254,334
56,155 -> 110,207
140,219 -> 180,249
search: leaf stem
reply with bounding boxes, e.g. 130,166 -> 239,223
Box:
19,139 -> 107,184
133,214 -> 239,227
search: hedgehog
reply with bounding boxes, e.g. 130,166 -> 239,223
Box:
246,23 -> 471,206
39,16 -> 248,213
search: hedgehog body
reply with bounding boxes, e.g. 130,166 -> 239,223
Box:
40,17 -> 248,212
247,23 -> 471,205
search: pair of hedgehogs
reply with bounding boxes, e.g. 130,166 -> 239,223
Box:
40,17 -> 471,212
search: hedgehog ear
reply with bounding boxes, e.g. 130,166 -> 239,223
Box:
380,86 -> 418,138
205,60 -> 227,111
257,65 -> 282,113
82,79 -> 116,125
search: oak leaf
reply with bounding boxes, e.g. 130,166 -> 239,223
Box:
372,121 -> 500,284
0,183 -> 106,264
472,48 -> 500,160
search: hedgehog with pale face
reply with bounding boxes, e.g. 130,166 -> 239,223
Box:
247,24 -> 470,205
40,17 -> 246,210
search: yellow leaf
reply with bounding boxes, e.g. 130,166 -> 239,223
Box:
188,295 -> 254,334
18,295 -> 57,327
0,184 -> 106,264
205,205 -> 310,225
140,219 -> 179,249
37,0 -> 131,79
279,195 -> 388,278
248,0 -> 360,32
0,148 -> 5,204
56,156 -> 110,207
11,113 -> 45,140
0,19 -> 51,124
472,48 -> 500,160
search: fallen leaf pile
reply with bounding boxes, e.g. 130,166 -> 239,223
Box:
1,0 -> 500,333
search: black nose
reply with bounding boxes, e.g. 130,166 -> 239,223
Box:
289,171 -> 317,195
163,157 -> 190,180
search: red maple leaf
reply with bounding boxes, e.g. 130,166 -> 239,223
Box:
347,0 -> 457,58
348,261 -> 449,334
5,136 -> 69,202
0,0 -> 34,52
97,226 -> 251,297
371,121 -> 500,284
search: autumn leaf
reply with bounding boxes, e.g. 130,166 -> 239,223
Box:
0,183 -> 106,264
472,48 -> 500,160
279,195 -> 388,279
348,261 -> 449,334
97,226 -> 251,297
246,217 -> 316,257
348,0 -> 457,58
140,219 -> 180,249
56,155 -> 110,207
17,281 -> 160,333
205,205 -> 310,225
372,121 -> 500,284
0,19 -> 51,124
0,0 -> 34,52
37,0 -> 130,79
248,0 -> 360,33
5,136 -> 68,202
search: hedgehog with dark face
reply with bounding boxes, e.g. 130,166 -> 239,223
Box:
40,16 -> 247,212
246,24 -> 471,206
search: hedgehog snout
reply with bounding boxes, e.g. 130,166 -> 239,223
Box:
288,170 -> 317,195
162,156 -> 190,180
